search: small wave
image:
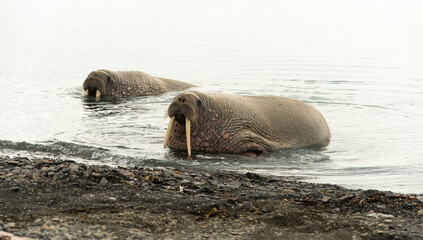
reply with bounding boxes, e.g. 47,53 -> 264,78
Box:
0,140 -> 106,157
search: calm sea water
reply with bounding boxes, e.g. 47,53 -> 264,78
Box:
1,0 -> 423,194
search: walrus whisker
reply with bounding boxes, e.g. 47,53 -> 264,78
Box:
186,118 -> 191,156
163,116 -> 175,149
84,89 -> 89,97
96,90 -> 101,98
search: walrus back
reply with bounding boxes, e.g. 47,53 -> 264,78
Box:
101,70 -> 194,97
156,77 -> 195,91
243,95 -> 331,148
202,92 -> 331,149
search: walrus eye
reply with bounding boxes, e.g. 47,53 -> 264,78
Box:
197,99 -> 202,106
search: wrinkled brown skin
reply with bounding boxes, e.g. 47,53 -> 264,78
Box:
82,70 -> 194,97
166,91 -> 331,155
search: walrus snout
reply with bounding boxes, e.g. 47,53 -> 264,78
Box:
83,78 -> 106,97
167,102 -> 197,122
167,92 -> 201,122
164,104 -> 193,156
84,86 -> 99,97
174,113 -> 186,125
83,70 -> 110,97
164,92 -> 202,156
163,113 -> 192,156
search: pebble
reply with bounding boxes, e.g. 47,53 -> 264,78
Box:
93,232 -> 104,238
108,197 -> 117,201
367,212 -> 395,219
70,164 -> 79,172
180,179 -> 192,186
321,196 -> 331,203
376,204 -> 386,210
34,219 -> 42,225
1,156 -> 423,240
100,177 -> 108,185
5,160 -> 20,165
91,172 -> 101,178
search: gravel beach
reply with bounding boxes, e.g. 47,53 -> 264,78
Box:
1,156 -> 422,240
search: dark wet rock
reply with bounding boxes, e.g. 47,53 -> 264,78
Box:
5,160 -> 21,166
9,186 -> 20,192
179,179 -> 192,186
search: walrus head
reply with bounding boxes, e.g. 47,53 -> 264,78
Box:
164,92 -> 203,156
82,70 -> 110,97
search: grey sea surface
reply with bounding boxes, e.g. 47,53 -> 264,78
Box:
1,0 -> 422,193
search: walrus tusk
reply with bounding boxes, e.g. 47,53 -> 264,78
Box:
186,118 -> 191,156
163,116 -> 175,149
84,89 -> 89,96
96,90 -> 101,97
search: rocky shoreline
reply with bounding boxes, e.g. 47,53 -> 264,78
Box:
1,156 -> 422,240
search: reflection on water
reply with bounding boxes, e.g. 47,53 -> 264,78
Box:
1,0 -> 423,194
82,97 -> 142,118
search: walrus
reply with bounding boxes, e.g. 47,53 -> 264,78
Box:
82,69 -> 195,98
163,91 -> 331,156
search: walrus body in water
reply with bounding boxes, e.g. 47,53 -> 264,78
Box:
163,91 -> 331,156
82,70 -> 194,98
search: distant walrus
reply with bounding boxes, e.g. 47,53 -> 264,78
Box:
82,70 -> 195,98
164,91 -> 331,156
